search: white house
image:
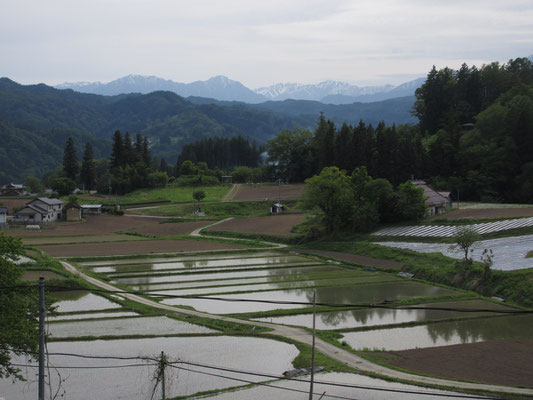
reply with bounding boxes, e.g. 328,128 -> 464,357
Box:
80,204 -> 102,215
14,197 -> 64,222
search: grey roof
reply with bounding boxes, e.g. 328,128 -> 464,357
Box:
33,197 -> 64,205
1,183 -> 24,189
0,207 -> 7,213
80,204 -> 102,209
16,205 -> 46,215
412,180 -> 449,207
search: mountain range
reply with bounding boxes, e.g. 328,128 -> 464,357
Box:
56,75 -> 424,104
0,77 -> 417,182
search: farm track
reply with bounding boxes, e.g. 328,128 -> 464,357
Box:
60,257 -> 533,397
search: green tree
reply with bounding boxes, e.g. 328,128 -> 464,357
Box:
396,180 -> 427,221
63,137 -> 79,181
24,176 -> 45,194
50,177 -> 76,196
110,130 -> 124,169
179,160 -> 197,176
452,227 -> 481,262
302,167 -> 354,233
80,142 -> 96,190
0,233 -> 39,380
193,190 -> 206,212
231,166 -> 253,183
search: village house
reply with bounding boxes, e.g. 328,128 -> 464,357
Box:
14,197 -> 64,223
412,180 -> 451,217
1,183 -> 26,196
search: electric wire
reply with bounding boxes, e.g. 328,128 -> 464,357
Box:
2,284 -> 530,314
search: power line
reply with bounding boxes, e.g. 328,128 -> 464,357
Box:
3,284 -> 530,314
169,364 -> 362,400
8,348 -> 496,399
173,360 -> 496,400
11,362 -> 158,370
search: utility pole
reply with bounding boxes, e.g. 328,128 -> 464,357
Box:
309,290 -> 317,400
159,351 -> 166,400
38,277 -> 46,400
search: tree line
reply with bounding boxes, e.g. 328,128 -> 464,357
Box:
267,57 -> 533,203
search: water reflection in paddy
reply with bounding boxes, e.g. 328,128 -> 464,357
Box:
0,336 -> 298,400
113,265 -> 346,285
102,261 -> 319,276
161,281 -> 458,314
79,251 -> 282,266
127,268 -> 377,291
156,275 -> 400,297
252,299 -> 514,330
48,316 -> 215,338
51,291 -> 121,313
341,314 -> 533,351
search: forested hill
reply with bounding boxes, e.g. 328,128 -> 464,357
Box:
0,78 -> 416,182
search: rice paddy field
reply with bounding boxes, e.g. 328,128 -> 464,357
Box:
4,249 -> 532,398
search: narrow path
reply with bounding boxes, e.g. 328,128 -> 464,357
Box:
60,259 -> 533,397
221,183 -> 239,202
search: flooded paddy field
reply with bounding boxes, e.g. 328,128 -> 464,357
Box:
156,275 -> 401,297
160,281 -> 459,314
51,290 -> 122,313
204,371 -> 467,400
341,313 -> 533,351
78,251 -> 283,267
111,265 -> 353,285
252,299 -> 515,330
47,316 -> 215,338
48,311 -> 139,321
0,336 -> 298,400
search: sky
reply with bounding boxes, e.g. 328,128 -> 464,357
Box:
1,0 -> 533,89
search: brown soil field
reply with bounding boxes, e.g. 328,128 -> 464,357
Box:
293,249 -> 403,269
8,215 -> 214,238
0,198 -> 33,214
373,339 -> 533,388
206,214 -> 305,236
22,270 -> 64,280
36,239 -> 244,257
429,208 -> 533,220
232,184 -> 304,201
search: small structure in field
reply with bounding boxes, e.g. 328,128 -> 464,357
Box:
64,203 -> 82,221
412,180 -> 451,217
81,204 -> 102,215
0,206 -> 8,229
270,203 -> 284,214
14,197 -> 64,223
1,183 -> 26,196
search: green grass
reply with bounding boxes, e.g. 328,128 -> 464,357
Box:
119,184 -> 232,205
141,199 -> 298,218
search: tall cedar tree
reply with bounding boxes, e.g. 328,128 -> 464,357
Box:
80,142 -> 96,190
63,137 -> 79,181
110,130 -> 123,168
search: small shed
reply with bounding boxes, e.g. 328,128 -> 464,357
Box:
64,203 -> 82,221
0,206 -> 7,229
81,204 -> 102,215
270,203 -> 284,214
0,206 -> 7,224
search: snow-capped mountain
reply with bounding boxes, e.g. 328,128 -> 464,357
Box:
57,74 -> 425,104
255,80 -> 394,102
56,75 -> 267,103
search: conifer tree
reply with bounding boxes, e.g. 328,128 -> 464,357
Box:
80,142 -> 96,190
63,137 -> 79,181
110,130 -> 123,168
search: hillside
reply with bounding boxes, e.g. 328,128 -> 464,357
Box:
0,78 -> 416,182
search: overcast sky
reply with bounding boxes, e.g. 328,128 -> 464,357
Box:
1,0 -> 532,88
